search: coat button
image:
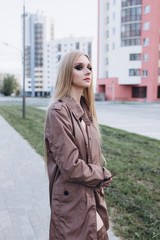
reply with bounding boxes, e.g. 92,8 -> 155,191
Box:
64,190 -> 69,196
58,99 -> 62,102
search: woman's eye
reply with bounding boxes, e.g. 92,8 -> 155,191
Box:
88,66 -> 92,71
75,65 -> 83,70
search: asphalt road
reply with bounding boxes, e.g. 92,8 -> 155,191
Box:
1,96 -> 160,140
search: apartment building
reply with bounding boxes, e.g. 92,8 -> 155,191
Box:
97,0 -> 160,101
24,12 -> 53,97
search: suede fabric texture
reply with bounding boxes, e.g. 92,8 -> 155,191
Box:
97,225 -> 109,240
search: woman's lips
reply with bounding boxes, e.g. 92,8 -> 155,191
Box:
84,78 -> 90,82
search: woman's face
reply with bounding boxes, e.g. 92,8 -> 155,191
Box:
72,55 -> 92,90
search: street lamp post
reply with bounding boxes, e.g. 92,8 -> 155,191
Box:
2,43 -> 22,54
22,0 -> 26,119
112,81 -> 115,101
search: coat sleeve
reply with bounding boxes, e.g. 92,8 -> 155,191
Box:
45,105 -> 111,188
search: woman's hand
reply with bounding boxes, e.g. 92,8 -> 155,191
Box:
102,168 -> 113,187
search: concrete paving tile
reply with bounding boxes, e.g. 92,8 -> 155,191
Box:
0,210 -> 12,230
27,210 -> 41,227
32,225 -> 49,240
2,227 -> 15,240
24,235 -> 37,240
0,231 -> 4,240
11,231 -> 25,240
0,195 -> 7,212
23,224 -> 37,239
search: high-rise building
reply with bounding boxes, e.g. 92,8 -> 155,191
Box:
44,36 -> 92,94
24,12 -> 92,97
24,12 -> 53,97
97,0 -> 160,102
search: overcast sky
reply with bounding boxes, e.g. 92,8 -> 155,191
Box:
0,0 -> 98,81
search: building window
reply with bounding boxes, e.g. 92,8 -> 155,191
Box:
143,38 -> 149,46
121,23 -> 141,38
106,58 -> 108,65
158,86 -> 160,98
142,70 -> 148,78
129,69 -> 140,76
121,7 -> 141,23
106,2 -> 109,10
106,30 -> 109,38
76,42 -> 79,49
144,5 -> 150,14
106,44 -> 109,51
112,42 -> 115,50
57,55 -> 61,62
57,44 -> 61,52
121,38 -> 140,46
106,16 -> 109,24
88,42 -> 92,59
113,12 -> 116,20
158,67 -> 160,76
113,0 -> 116,5
122,0 -> 142,8
130,53 -> 140,61
132,86 -> 147,98
142,54 -> 148,62
143,21 -> 150,31
112,28 -> 115,35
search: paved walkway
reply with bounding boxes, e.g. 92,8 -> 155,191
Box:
0,115 -> 119,240
0,116 -> 50,240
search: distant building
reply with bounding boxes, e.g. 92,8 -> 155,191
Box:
23,12 -> 92,97
97,0 -> 160,102
24,12 -> 54,97
44,36 -> 92,95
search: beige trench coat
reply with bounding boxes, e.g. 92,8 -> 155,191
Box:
45,93 -> 110,240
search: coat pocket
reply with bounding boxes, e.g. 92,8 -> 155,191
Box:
52,182 -> 86,223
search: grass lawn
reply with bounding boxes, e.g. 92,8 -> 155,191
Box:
0,105 -> 159,240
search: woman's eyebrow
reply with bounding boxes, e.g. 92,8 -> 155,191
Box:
74,62 -> 91,65
74,62 -> 84,65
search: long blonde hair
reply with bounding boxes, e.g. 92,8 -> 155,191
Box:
48,50 -> 99,131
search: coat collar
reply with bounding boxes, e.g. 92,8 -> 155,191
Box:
61,93 -> 93,125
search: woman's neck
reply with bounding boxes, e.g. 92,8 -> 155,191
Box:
69,87 -> 83,105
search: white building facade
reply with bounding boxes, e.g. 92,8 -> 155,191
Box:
98,0 -> 142,84
24,12 -> 53,97
97,0 -> 160,102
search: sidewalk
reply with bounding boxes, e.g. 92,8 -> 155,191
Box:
0,115 -> 119,240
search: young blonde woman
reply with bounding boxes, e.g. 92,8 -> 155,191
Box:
45,50 -> 112,240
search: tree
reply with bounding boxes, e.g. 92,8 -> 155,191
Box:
2,74 -> 19,96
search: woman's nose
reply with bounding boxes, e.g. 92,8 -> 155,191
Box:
85,68 -> 91,74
